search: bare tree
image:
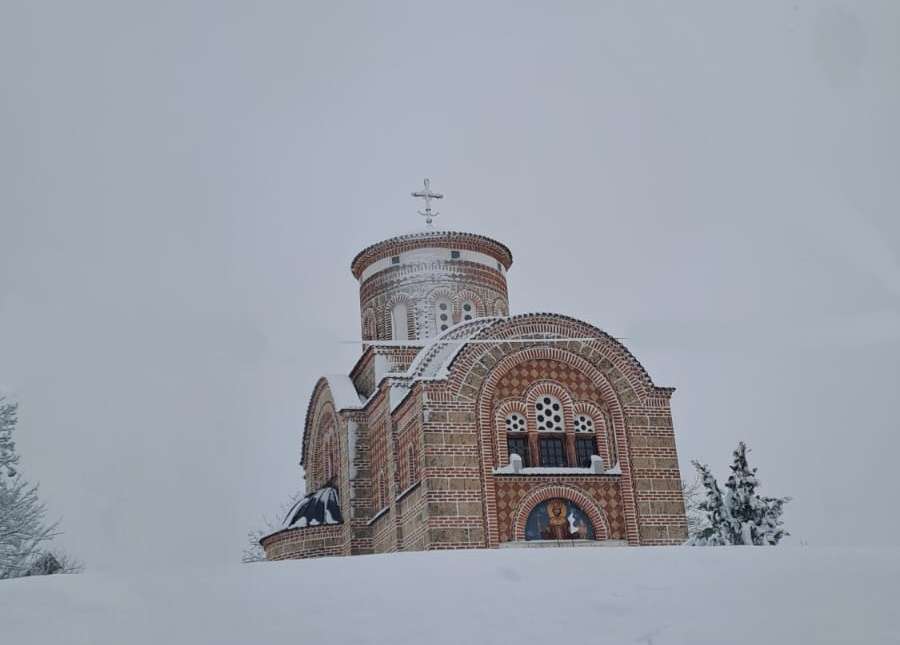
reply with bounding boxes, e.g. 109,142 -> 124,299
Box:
242,489 -> 305,563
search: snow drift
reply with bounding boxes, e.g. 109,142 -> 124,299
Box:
2,546 -> 898,644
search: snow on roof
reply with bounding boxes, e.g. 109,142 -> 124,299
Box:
282,485 -> 343,529
324,375 -> 364,411
405,317 -> 502,380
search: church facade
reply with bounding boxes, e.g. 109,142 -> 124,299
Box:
261,184 -> 687,560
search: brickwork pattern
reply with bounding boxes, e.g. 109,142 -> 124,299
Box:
261,524 -> 348,560
495,478 -> 625,542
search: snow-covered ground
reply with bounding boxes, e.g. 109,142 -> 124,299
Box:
2,547 -> 898,644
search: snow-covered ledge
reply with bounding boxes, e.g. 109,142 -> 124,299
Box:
493,454 -> 621,476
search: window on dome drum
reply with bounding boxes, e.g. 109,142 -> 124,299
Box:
539,437 -> 566,467
505,412 -> 525,432
507,436 -> 529,465
435,299 -> 452,332
461,301 -> 476,322
391,255 -> 400,264
576,437 -> 597,468
574,414 -> 594,433
391,302 -> 409,340
535,396 -> 564,431
450,250 -> 460,259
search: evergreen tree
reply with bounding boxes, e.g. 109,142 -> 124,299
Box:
723,442 -> 790,545
687,461 -> 729,545
687,441 -> 790,546
0,395 -> 63,578
1,396 -> 19,478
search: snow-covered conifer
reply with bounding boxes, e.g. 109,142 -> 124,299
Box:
0,396 -> 67,578
687,460 -> 729,545
687,442 -> 789,546
723,442 -> 790,545
1,396 -> 19,478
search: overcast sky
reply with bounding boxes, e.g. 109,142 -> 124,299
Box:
2,1 -> 898,571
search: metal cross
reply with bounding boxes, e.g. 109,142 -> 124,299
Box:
411,178 -> 444,226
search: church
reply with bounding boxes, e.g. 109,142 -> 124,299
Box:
261,180 -> 687,560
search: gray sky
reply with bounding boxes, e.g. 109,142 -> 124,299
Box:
2,1 -> 898,571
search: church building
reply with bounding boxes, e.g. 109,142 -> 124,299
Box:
261,180 -> 687,560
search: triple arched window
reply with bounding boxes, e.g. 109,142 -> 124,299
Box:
501,394 -> 609,469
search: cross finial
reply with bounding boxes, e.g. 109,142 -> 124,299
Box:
411,178 -> 444,226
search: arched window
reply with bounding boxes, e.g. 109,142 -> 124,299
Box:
391,302 -> 409,340
461,300 -> 477,322
434,298 -> 452,333
535,396 -> 563,432
574,415 -> 597,468
362,310 -> 377,340
494,300 -> 508,316
534,395 -> 565,466
574,414 -> 594,433
505,411 -> 529,466
505,412 -> 525,432
407,444 -> 418,487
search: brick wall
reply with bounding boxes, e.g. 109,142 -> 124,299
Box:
261,524 -> 348,560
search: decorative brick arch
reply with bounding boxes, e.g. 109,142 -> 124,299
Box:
512,484 -> 610,541
454,289 -> 485,321
463,344 -> 640,546
446,314 -> 657,405
427,287 -> 456,335
383,293 -> 415,341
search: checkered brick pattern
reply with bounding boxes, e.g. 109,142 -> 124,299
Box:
494,478 -> 626,542
494,359 -> 603,402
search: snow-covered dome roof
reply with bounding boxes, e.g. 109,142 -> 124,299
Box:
283,485 -> 343,529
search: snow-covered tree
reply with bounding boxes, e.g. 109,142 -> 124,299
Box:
687,461 -> 729,545
681,474 -> 704,539
1,396 -> 19,478
0,395 -> 75,578
687,441 -> 790,546
723,442 -> 791,545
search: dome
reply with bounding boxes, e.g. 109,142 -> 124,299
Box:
353,230 -> 514,343
283,485 -> 343,528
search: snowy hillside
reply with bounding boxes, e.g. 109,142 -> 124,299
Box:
3,547 -> 899,645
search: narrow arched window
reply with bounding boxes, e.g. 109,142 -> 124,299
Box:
407,444 -> 418,486
362,310 -> 377,340
434,298 -> 452,333
574,415 -> 597,468
461,300 -> 477,322
391,302 -> 409,340
505,412 -> 529,465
